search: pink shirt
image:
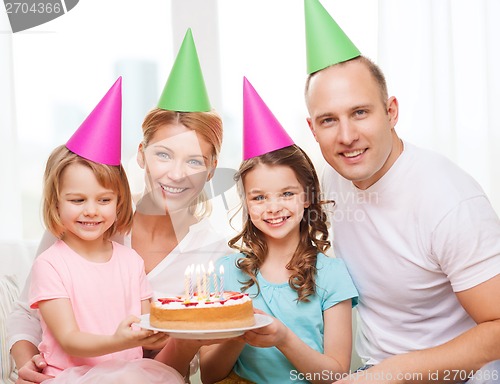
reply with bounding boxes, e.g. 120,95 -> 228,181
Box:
29,240 -> 152,376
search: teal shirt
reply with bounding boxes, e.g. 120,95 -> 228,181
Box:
216,253 -> 358,384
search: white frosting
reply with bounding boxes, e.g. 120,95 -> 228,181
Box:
154,293 -> 251,310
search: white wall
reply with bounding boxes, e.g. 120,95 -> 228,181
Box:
2,0 -> 499,243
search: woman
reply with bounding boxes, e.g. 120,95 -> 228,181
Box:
132,107 -> 228,298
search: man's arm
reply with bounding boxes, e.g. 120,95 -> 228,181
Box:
339,274 -> 500,383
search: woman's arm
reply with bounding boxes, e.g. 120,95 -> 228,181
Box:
7,231 -> 57,382
38,298 -> 163,357
199,340 -> 246,383
244,301 -> 353,384
8,280 -> 47,381
155,338 -> 202,379
8,295 -> 41,370
156,336 -> 240,381
8,230 -> 57,369
8,296 -> 43,377
15,353 -> 52,384
10,340 -> 40,373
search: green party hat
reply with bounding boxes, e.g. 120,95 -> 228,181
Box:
304,0 -> 361,74
157,28 -> 211,112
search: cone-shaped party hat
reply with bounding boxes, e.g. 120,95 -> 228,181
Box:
304,0 -> 361,74
66,77 -> 122,166
157,28 -> 211,112
243,77 -> 294,160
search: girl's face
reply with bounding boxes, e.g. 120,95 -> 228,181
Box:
244,164 -> 309,245
138,123 -> 215,214
57,163 -> 118,248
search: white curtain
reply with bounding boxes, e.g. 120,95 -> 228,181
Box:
216,0 -> 500,215
2,0 -> 499,243
377,0 -> 500,212
0,9 -> 22,241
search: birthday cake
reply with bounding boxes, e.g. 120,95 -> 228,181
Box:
150,291 -> 255,330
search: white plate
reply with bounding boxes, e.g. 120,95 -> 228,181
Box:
139,313 -> 273,339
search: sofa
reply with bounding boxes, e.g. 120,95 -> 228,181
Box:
0,240 -> 38,384
0,240 -> 362,383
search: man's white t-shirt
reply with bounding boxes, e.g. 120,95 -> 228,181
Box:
321,141 -> 500,365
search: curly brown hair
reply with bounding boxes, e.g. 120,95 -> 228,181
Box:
229,145 -> 334,302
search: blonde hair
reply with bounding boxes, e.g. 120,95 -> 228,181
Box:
229,145 -> 333,302
140,108 -> 223,218
43,145 -> 133,239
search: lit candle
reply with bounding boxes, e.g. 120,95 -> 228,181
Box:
196,264 -> 202,298
201,264 -> 207,298
219,265 -> 224,297
189,264 -> 195,299
208,261 -> 218,296
184,265 -> 191,299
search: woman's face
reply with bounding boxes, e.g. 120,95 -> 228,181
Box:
138,123 -> 216,214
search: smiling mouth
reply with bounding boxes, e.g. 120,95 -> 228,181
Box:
264,216 -> 290,225
342,149 -> 366,158
78,221 -> 101,226
160,184 -> 188,194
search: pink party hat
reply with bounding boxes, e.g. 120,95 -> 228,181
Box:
243,77 -> 294,160
66,77 -> 122,166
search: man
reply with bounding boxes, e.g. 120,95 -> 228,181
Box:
303,0 -> 500,383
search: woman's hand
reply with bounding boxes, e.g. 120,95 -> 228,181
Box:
16,354 -> 53,384
142,333 -> 170,351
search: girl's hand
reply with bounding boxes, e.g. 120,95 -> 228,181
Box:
240,311 -> 288,348
16,354 -> 53,384
114,315 -> 164,348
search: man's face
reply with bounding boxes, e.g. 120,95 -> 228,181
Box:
306,60 -> 399,190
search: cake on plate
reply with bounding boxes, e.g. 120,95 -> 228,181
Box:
150,291 -> 255,330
